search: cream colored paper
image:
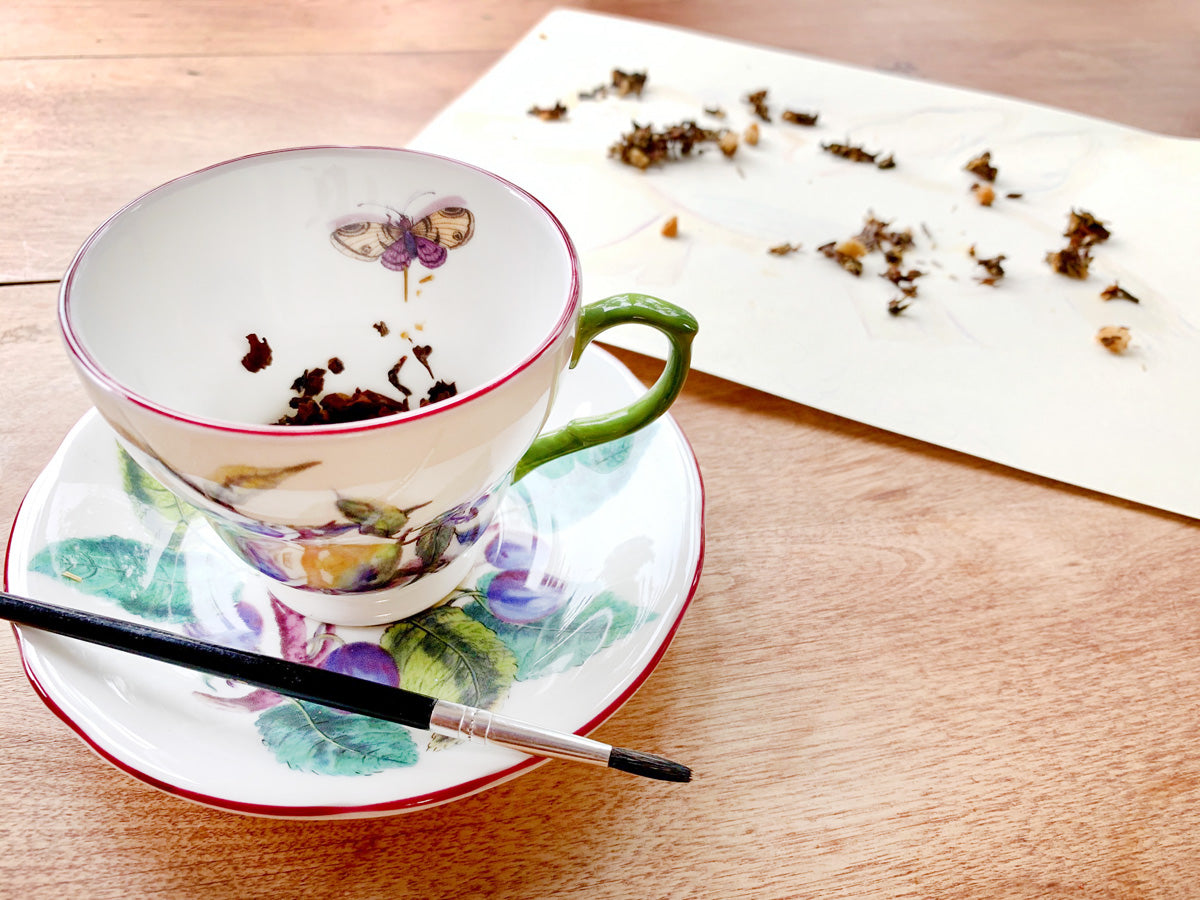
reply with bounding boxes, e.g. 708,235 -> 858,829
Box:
411,9 -> 1200,518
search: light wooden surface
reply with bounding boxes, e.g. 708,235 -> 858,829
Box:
3,2 -> 1200,897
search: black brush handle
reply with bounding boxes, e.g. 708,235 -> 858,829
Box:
0,590 -> 437,729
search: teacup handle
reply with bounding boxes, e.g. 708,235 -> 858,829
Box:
513,293 -> 698,482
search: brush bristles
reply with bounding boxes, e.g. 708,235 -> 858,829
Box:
607,747 -> 693,782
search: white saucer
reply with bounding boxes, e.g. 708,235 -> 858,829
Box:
4,347 -> 704,818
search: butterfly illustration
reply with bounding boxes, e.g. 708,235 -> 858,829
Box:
331,205 -> 475,300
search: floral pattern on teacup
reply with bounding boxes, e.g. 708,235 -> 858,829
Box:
208,488 -> 498,594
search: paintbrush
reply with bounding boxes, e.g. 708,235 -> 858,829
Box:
0,590 -> 691,783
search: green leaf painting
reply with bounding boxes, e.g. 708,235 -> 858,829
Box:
119,446 -> 195,524
381,606 -> 518,710
415,521 -> 455,569
255,699 -> 418,776
463,589 -> 641,681
577,434 -> 635,474
336,498 -> 412,538
538,434 -> 637,480
30,536 -> 194,623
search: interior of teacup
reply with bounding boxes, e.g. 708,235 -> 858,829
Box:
61,147 -> 579,428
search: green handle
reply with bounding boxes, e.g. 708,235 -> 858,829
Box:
513,293 -> 698,482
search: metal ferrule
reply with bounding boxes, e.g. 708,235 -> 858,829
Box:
429,700 -> 611,767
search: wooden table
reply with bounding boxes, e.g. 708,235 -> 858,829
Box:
3,2 -> 1199,897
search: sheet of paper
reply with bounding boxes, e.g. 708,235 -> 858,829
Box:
411,9 -> 1200,519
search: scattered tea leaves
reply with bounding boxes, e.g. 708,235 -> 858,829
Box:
279,389 -> 411,426
387,357 -> 411,395
373,321 -> 390,337
836,238 -> 868,260
969,245 -> 1007,286
290,368 -> 326,396
971,183 -> 996,206
1101,283 -> 1140,303
661,216 -> 679,238
819,214 -> 923,308
822,141 -> 894,169
576,72 -> 643,102
528,101 -> 568,121
768,242 -> 801,256
964,150 -> 997,181
1047,209 -> 1109,279
781,110 -> 819,126
327,357 -> 344,374
412,344 -> 435,378
1066,209 -> 1111,246
1096,325 -> 1131,354
818,241 -> 864,276
274,334 -> 455,425
422,380 -> 458,407
822,141 -> 874,163
744,122 -> 760,145
882,264 -> 923,297
1047,245 -> 1092,279
609,120 -> 732,169
322,390 -> 409,420
612,69 -> 647,97
855,215 -> 914,260
745,89 -> 771,122
241,334 -> 273,372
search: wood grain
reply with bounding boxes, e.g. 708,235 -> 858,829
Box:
0,285 -> 90,538
3,2 -> 1200,898
0,52 -> 489,282
3,0 -> 1198,281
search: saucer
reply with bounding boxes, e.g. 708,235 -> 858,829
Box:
4,347 -> 704,818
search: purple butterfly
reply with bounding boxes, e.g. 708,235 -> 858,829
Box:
330,205 -> 476,298
381,215 -> 451,271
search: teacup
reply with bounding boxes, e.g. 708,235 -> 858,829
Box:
59,146 -> 697,625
